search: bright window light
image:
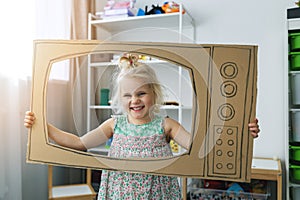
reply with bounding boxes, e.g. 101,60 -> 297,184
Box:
0,0 -> 71,80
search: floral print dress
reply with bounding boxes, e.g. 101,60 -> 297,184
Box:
97,115 -> 181,200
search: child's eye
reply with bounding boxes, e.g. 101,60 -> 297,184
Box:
123,94 -> 131,98
137,92 -> 146,96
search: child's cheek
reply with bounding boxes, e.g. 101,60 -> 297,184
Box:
121,99 -> 130,110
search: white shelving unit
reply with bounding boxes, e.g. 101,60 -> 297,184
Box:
86,4 -> 196,156
286,13 -> 300,200
88,4 -> 195,42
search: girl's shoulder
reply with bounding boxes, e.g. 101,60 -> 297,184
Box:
101,117 -> 115,130
163,116 -> 180,132
164,116 -> 180,125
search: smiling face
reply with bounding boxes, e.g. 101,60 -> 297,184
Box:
120,77 -> 156,124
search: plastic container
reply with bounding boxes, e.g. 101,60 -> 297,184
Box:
188,180 -> 270,200
100,88 -> 110,105
289,32 -> 300,51
188,188 -> 269,200
291,186 -> 300,200
290,165 -> 300,182
290,145 -> 300,161
291,111 -> 300,142
290,73 -> 300,105
290,52 -> 300,70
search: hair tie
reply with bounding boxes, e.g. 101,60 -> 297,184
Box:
118,53 -> 140,69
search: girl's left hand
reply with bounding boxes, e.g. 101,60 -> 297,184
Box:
248,118 -> 260,138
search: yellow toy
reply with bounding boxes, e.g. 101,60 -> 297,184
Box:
170,139 -> 179,153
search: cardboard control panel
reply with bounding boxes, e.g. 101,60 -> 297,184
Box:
207,47 -> 255,180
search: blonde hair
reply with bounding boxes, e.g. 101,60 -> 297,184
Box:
111,54 -> 164,114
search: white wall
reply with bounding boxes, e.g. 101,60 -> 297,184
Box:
184,0 -> 294,160
135,0 -> 295,161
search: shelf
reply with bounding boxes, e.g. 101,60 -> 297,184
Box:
89,105 -> 112,109
88,146 -> 109,156
87,3 -> 195,130
89,59 -> 168,68
89,7 -> 194,33
288,18 -> 300,30
250,157 -> 282,200
290,71 -> 300,74
288,16 -> 300,199
290,108 -> 300,112
183,157 -> 282,200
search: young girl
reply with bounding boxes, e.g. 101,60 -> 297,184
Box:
24,54 -> 260,199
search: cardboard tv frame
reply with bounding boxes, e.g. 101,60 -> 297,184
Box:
27,40 -> 257,182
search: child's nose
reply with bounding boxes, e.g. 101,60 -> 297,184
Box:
131,96 -> 140,103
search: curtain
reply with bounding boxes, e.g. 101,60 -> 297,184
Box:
0,0 -> 98,199
0,0 -> 35,198
70,0 -> 95,135
0,0 -> 74,199
0,76 -> 31,200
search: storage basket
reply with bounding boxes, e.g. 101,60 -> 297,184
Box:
290,164 -> 300,182
290,145 -> 300,162
188,179 -> 270,200
291,186 -> 300,200
188,188 -> 269,200
290,73 -> 300,105
291,111 -> 300,142
289,32 -> 300,51
290,52 -> 300,71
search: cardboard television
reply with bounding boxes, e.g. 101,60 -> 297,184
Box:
27,40 -> 257,182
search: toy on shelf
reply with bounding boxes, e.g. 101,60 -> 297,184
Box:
137,1 -> 184,16
226,182 -> 244,197
97,0 -> 137,19
162,1 -> 185,14
188,179 -> 269,200
145,4 -> 164,15
170,139 -> 179,153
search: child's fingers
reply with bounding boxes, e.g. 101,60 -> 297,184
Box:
24,118 -> 34,124
24,118 -> 34,127
25,111 -> 34,116
248,118 -> 260,138
24,115 -> 35,121
24,122 -> 32,128
251,132 -> 259,138
24,111 -> 35,128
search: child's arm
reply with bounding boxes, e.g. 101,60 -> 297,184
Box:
24,111 -> 114,151
80,118 -> 114,149
164,117 -> 191,150
47,123 -> 87,151
164,117 -> 261,150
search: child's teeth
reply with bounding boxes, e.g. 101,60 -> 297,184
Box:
133,106 -> 142,110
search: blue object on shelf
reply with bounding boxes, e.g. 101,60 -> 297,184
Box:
137,8 -> 145,16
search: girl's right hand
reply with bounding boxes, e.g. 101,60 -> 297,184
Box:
24,111 -> 35,128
